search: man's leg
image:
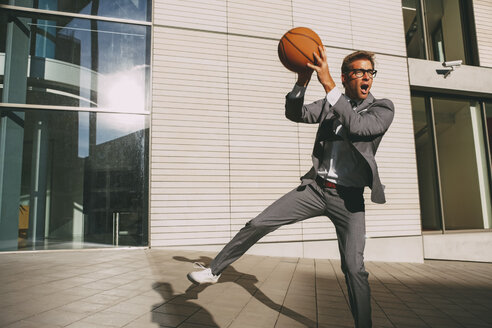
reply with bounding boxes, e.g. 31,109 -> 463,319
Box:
209,183 -> 326,275
324,186 -> 371,328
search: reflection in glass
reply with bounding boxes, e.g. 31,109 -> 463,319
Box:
0,0 -> 151,21
432,98 -> 491,230
483,102 -> 492,229
402,0 -> 426,59
0,108 -> 149,251
401,0 -> 469,63
431,22 -> 445,62
0,10 -> 150,111
411,96 -> 441,230
424,0 -> 467,63
485,103 -> 492,159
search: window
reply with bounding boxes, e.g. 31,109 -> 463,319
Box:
411,95 -> 492,232
411,96 -> 441,230
0,108 -> 149,250
0,0 -> 151,21
485,102 -> 492,158
0,10 -> 151,111
402,0 -> 426,59
402,0 -> 476,65
0,3 -> 151,251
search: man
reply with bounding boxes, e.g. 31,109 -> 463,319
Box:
187,46 -> 394,328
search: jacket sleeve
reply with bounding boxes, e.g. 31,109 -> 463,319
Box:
284,92 -> 327,124
332,97 -> 395,137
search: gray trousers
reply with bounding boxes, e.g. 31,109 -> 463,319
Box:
210,181 -> 371,328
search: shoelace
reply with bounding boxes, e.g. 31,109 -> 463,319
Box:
192,262 -> 220,278
192,262 -> 207,270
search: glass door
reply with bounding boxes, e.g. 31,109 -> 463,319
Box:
411,96 -> 442,230
482,102 -> 492,229
432,98 -> 491,230
411,95 -> 492,232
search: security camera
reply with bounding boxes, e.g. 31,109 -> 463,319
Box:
442,60 -> 462,67
439,60 -> 462,78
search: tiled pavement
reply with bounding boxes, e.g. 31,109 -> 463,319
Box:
0,249 -> 491,328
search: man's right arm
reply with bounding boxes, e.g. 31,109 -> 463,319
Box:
285,86 -> 326,124
285,70 -> 327,124
285,49 -> 337,124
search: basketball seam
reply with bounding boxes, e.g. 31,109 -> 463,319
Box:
283,35 -> 317,64
279,40 -> 295,70
288,31 -> 322,47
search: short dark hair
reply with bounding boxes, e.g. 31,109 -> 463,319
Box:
341,50 -> 375,73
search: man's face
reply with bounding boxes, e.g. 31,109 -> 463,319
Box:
341,59 -> 374,102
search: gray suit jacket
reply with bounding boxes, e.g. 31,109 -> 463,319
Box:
285,91 -> 395,204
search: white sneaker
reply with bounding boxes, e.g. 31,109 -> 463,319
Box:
187,262 -> 221,284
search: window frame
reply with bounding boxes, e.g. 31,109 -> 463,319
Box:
404,0 -> 479,66
0,5 -> 152,114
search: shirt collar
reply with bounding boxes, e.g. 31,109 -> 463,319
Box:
343,94 -> 363,109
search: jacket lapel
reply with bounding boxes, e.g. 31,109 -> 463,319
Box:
356,93 -> 375,113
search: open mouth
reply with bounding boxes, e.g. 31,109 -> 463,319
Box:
360,84 -> 369,94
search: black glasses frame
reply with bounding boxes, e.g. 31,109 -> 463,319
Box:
344,69 -> 377,79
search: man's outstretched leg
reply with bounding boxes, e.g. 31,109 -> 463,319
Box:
187,183 -> 326,284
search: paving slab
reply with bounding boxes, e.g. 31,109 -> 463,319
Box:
0,249 -> 491,327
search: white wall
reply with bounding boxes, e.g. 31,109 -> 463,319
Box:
474,0 -> 492,68
423,232 -> 492,262
150,0 -> 422,261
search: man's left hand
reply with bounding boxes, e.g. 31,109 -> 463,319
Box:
307,45 -> 336,93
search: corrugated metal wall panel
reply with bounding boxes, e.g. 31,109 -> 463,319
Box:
154,0 -> 227,32
350,0 -> 407,56
227,0 -> 292,39
151,0 -> 421,248
227,33 -> 301,242
151,26 -> 231,247
367,53 -> 421,236
292,0 -> 353,49
474,0 -> 492,68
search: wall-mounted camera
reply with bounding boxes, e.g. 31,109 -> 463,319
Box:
437,60 -> 463,78
442,60 -> 463,68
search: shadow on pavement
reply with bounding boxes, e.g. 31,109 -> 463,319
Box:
151,281 -> 219,327
173,255 -> 316,327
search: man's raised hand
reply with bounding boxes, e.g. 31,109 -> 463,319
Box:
307,45 -> 336,93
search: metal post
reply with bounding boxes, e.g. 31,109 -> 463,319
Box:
420,0 -> 430,60
428,97 -> 446,233
112,212 -> 115,245
115,212 -> 119,247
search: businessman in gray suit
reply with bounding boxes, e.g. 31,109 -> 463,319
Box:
188,46 -> 394,328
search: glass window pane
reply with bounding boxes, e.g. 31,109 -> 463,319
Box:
485,102 -> 492,158
0,111 -> 25,250
433,98 -> 491,230
0,10 -> 150,112
0,19 -> 5,103
483,102 -> 492,229
402,0 -> 426,59
411,96 -> 441,230
424,0 -> 468,63
0,108 -> 149,251
1,0 -> 151,21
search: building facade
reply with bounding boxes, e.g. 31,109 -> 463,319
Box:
1,0 -> 491,262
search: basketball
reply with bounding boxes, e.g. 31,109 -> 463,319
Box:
278,27 -> 323,73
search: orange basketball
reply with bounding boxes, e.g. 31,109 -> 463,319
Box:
278,27 -> 323,73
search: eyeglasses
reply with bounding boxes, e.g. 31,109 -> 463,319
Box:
344,69 -> 377,79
